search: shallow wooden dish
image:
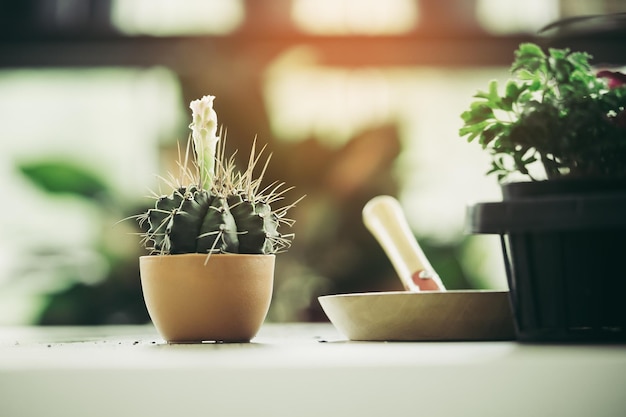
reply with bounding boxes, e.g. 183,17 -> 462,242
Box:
319,290 -> 515,341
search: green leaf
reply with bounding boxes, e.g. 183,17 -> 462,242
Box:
479,124 -> 504,147
470,101 -> 495,114
550,56 -> 574,83
518,43 -> 545,59
512,43 -> 546,75
460,121 -> 489,142
463,130 -> 481,143
548,47 -> 568,61
515,69 -> 536,81
501,81 -> 523,111
459,125 -> 478,136
460,109 -> 475,123
488,80 -> 500,101
18,160 -> 111,200
473,89 -> 491,100
462,102 -> 494,125
504,81 -> 520,99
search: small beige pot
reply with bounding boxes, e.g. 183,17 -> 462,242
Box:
139,253 -> 275,343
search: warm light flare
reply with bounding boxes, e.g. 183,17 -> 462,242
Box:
291,0 -> 418,35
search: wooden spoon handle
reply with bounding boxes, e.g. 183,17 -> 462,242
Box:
362,195 -> 446,292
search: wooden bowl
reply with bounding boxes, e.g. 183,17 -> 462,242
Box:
319,290 -> 515,341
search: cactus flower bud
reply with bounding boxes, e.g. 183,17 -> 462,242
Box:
189,95 -> 220,189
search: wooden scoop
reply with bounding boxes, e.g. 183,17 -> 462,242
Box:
362,195 -> 445,292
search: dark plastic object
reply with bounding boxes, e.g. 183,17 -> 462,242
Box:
468,180 -> 626,342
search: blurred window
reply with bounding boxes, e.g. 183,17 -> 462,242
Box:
476,0 -> 559,35
111,0 -> 244,35
291,0 -> 418,35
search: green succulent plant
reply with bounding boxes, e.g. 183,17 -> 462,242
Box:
136,95 -> 302,255
459,42 -> 626,181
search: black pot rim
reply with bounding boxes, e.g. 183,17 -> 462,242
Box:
468,179 -> 626,233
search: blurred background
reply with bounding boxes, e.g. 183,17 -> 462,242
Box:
1,0 -> 625,325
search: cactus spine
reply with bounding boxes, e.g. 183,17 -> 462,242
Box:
137,95 -> 300,256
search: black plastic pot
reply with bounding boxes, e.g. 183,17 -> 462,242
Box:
468,179 -> 626,342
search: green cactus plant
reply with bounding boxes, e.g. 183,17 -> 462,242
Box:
136,95 -> 301,256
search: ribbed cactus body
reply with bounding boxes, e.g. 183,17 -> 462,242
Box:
144,185 -> 288,255
197,195 -> 239,254
228,194 -> 280,254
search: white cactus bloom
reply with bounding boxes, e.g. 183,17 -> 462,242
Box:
189,95 -> 220,188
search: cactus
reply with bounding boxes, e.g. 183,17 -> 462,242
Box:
136,95 -> 301,256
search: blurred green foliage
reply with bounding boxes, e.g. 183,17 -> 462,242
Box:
18,158 -> 150,325
19,161 -> 111,201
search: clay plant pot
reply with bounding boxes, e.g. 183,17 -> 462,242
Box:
139,253 -> 275,343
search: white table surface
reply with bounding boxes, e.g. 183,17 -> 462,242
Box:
1,323 -> 625,417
